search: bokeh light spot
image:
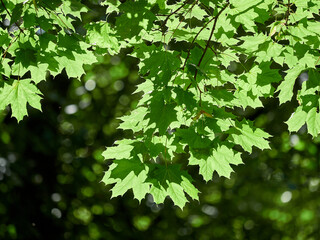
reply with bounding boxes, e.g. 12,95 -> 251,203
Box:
51,193 -> 62,202
290,134 -> 299,147
85,80 -> 96,91
113,80 -> 124,91
64,104 -> 78,115
51,208 -> 62,218
280,191 -> 292,203
133,216 -> 151,231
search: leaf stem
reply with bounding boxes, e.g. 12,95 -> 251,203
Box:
167,0 -> 199,44
315,56 -> 320,66
164,136 -> 168,168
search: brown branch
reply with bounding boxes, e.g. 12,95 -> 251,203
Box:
208,45 -> 217,57
315,56 -> 320,66
1,0 -> 12,18
284,0 -> 291,27
40,1 -> 73,32
168,0 -> 199,43
186,2 -> 230,90
194,2 -> 229,81
157,0 -> 190,32
1,0 -> 25,34
181,13 -> 216,70
1,31 -> 21,62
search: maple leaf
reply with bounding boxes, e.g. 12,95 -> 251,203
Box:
147,164 -> 199,209
116,0 -> 156,40
228,120 -> 271,153
189,142 -> 243,181
102,158 -> 199,208
175,127 -> 211,149
102,158 -> 150,202
286,107 -> 308,133
118,107 -> 148,132
145,92 -> 177,135
0,79 -> 42,122
85,21 -> 120,55
139,49 -> 181,88
306,108 -> 320,137
286,69 -> 320,137
277,64 -> 305,104
102,139 -> 135,160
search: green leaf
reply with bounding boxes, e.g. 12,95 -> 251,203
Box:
0,58 -> 12,77
118,107 -> 148,132
228,120 -> 270,153
102,159 -> 199,208
145,92 -> 177,135
28,64 -> 48,84
277,64 -> 305,104
55,35 -> 97,79
11,3 -> 23,24
306,108 -> 320,138
139,48 -> 181,88
0,79 -> 42,122
148,164 -> 199,209
102,140 -> 135,160
61,0 -> 88,20
116,0 -> 156,40
102,158 -> 149,202
85,21 -> 120,55
2,0 -> 320,208
175,127 -> 211,149
286,107 -> 308,133
191,143 -> 243,181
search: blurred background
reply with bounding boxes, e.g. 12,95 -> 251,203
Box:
0,1 -> 320,240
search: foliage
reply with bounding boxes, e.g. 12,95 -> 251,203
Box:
1,0 -> 320,208
0,47 -> 319,240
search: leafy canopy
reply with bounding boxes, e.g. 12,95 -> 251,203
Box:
1,0 -> 319,208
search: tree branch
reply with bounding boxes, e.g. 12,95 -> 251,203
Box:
1,0 -> 25,34
194,2 -> 229,82
186,2 -> 230,90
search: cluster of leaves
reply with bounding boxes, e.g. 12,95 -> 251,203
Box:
0,0 -> 95,121
1,0 -> 320,208
100,0 -> 320,208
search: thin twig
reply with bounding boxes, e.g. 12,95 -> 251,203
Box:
194,3 -> 229,82
158,0 -> 190,32
315,56 -> 320,66
174,10 -> 217,86
167,0 -> 199,44
181,14 -> 216,70
208,45 -> 217,57
40,1 -> 73,31
1,0 -> 25,34
209,46 -> 249,72
0,0 -> 11,18
186,2 -> 230,91
1,31 -> 21,62
284,0 -> 291,27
